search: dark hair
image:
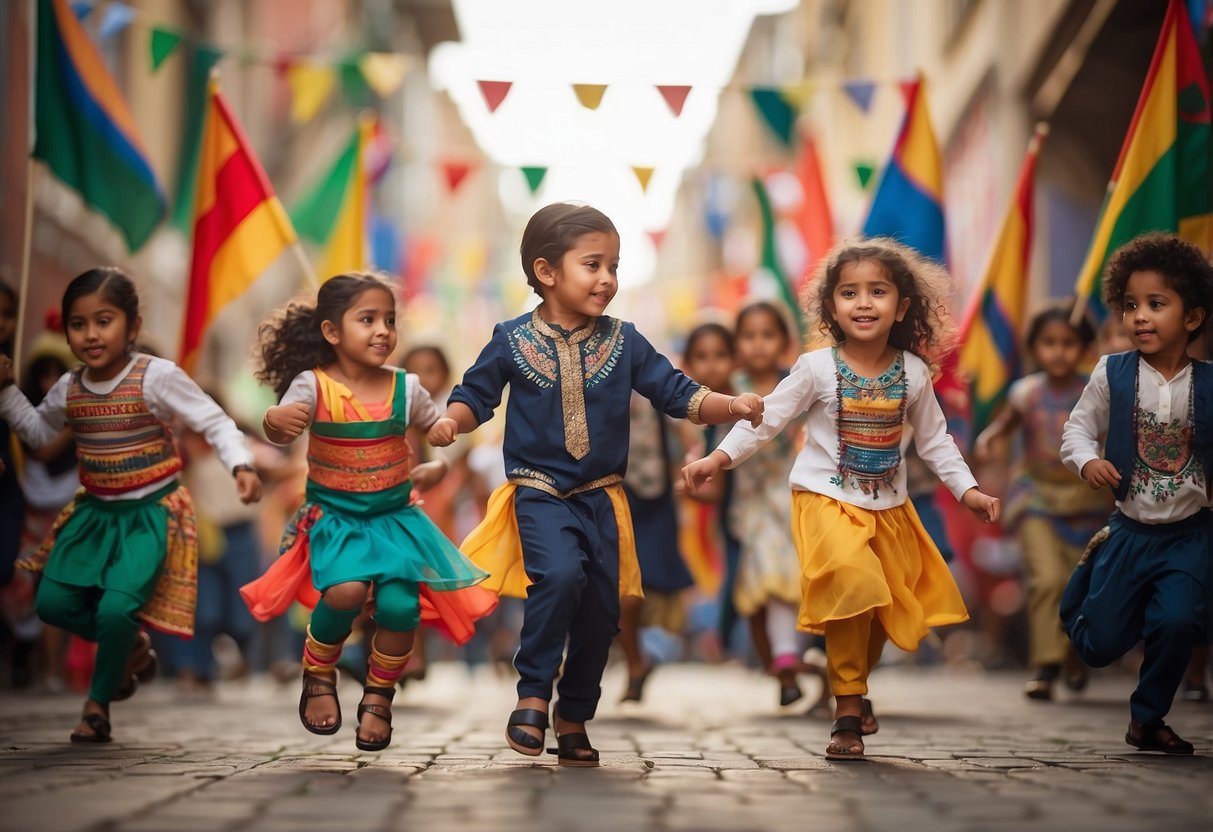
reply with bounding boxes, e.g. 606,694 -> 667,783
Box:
21,355 -> 69,405
1025,302 -> 1095,349
803,238 -> 956,362
683,322 -> 734,364
735,301 -> 792,347
1102,233 -> 1213,342
61,267 -> 140,331
519,203 -> 618,297
403,345 -> 450,378
257,273 -> 395,399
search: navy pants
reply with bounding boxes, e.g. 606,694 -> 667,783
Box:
514,487 -> 621,723
1061,510 -> 1210,726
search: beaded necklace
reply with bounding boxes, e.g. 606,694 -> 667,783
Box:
830,347 -> 908,498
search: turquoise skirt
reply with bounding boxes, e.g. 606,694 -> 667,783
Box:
300,482 -> 487,592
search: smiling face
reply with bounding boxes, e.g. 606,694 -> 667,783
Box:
1122,269 -> 1204,356
65,291 -> 139,381
828,259 -> 911,347
535,231 -> 620,328
323,287 -> 398,368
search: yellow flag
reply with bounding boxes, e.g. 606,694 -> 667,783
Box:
288,62 -> 336,123
359,53 -> 411,97
318,116 -> 374,279
573,84 -> 608,110
631,166 -> 655,192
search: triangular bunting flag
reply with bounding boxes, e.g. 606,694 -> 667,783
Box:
853,161 -> 876,190
780,81 -> 814,112
647,229 -> 667,250
656,85 -> 691,116
748,87 -> 797,148
149,27 -> 183,72
441,160 -> 475,194
842,79 -> 876,113
898,77 -> 918,105
521,166 -> 547,194
477,80 -> 513,113
573,84 -> 608,110
360,52 -> 410,97
632,166 -> 655,192
287,62 -> 337,123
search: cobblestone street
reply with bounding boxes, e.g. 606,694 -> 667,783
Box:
0,662 -> 1209,832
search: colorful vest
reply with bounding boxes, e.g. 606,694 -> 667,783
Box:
305,369 -> 413,512
67,356 -> 183,496
830,348 -> 908,498
1104,351 -> 1213,502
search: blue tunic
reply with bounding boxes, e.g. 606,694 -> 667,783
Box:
449,310 -> 707,495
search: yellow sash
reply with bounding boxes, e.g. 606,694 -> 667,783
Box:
461,482 -> 643,599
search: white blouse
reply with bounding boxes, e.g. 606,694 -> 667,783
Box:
274,370 -> 441,443
1061,354 -> 1207,524
0,354 -> 253,501
715,347 -> 978,510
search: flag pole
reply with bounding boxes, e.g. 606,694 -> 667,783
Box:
12,159 -> 39,384
290,240 -> 318,290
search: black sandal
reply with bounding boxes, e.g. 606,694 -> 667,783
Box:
1125,721 -> 1194,755
506,708 -> 549,757
70,712 -> 112,744
548,731 -> 600,767
355,685 -> 395,752
299,671 -> 341,735
113,632 -> 158,702
860,698 -> 879,736
825,715 -> 866,761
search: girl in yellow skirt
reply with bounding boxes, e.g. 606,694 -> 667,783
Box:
684,239 -> 1000,761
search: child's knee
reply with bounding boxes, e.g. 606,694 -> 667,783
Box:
322,582 -> 370,611
374,587 -> 420,632
533,560 -> 586,597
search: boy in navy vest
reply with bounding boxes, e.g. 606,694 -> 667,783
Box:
1060,233 -> 1213,755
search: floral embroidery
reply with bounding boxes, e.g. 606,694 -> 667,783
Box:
1130,406 -> 1203,502
583,318 -> 624,387
829,349 -> 908,498
508,321 -> 559,389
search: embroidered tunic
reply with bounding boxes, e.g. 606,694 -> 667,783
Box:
716,347 -> 976,509
1061,354 -> 1208,524
448,309 -> 709,497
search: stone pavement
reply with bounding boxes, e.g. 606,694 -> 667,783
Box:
0,662 -> 1209,832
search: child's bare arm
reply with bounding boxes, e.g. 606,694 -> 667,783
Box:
972,405 -> 1022,464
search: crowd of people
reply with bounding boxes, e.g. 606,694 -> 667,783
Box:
0,203 -> 1210,762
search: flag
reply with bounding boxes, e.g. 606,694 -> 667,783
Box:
751,177 -> 803,328
34,0 -> 166,251
863,73 -> 945,262
793,133 -> 834,288
291,116 -> 374,280
959,124 -> 1048,435
182,80 -> 298,374
1072,0 -> 1213,322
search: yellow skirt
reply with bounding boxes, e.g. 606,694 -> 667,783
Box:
789,490 -> 968,651
460,482 -> 643,600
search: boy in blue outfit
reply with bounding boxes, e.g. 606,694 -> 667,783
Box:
1060,233 -> 1213,755
429,202 -> 763,765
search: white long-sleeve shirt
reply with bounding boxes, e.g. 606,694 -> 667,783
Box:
715,347 -> 978,510
0,354 -> 252,501
1060,353 -> 1207,524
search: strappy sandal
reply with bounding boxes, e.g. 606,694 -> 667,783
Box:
298,671 -> 342,735
1125,721 -> 1194,755
825,715 -> 866,761
355,685 -> 395,752
549,731 -> 600,767
113,632 -> 158,702
505,708 -> 549,757
70,712 -> 112,744
860,698 -> 879,736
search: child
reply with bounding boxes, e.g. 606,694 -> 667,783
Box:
684,239 -> 999,761
429,202 -> 763,766
0,267 -> 261,742
974,305 -> 1109,700
240,273 -> 493,752
728,301 -> 817,707
1060,233 -> 1213,755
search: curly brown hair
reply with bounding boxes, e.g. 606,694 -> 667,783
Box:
801,238 -> 957,362
256,273 -> 395,399
1102,233 -> 1213,342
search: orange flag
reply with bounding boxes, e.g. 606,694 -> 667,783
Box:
181,80 -> 297,374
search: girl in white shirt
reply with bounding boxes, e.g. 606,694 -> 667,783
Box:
684,239 -> 999,761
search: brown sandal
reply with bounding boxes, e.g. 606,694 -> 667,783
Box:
355,685 -> 395,751
299,671 -> 341,735
825,715 -> 866,761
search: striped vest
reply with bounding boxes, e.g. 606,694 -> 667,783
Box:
67,355 -> 183,496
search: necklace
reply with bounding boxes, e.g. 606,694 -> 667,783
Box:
831,348 -> 908,498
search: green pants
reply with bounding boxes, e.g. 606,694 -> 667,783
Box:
37,577 -> 145,704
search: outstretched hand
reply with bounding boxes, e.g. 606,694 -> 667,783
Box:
961,488 -> 1000,524
730,393 -> 765,428
682,451 -> 729,495
427,417 -> 459,447
264,402 -> 311,442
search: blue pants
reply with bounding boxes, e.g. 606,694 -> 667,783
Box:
514,487 -> 621,722
1061,510 -> 1211,725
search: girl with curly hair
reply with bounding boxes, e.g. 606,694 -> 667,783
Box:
240,273 -> 492,752
684,238 -> 999,761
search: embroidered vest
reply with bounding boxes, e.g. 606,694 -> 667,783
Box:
1103,351 -> 1213,502
67,356 -> 183,496
306,370 -> 412,495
